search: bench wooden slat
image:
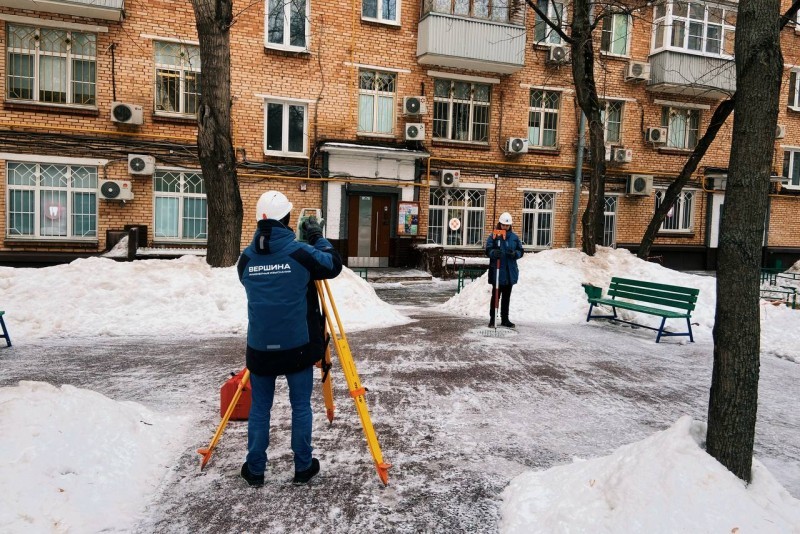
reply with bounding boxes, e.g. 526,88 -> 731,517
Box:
592,298 -> 689,318
611,277 -> 700,296
607,288 -> 697,311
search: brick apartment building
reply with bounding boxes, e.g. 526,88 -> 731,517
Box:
0,0 -> 798,271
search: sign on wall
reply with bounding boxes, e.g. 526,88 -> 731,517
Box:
397,201 -> 419,236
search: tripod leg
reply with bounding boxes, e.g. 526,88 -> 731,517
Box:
320,321 -> 335,422
198,369 -> 250,470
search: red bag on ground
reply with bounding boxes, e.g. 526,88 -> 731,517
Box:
220,368 -> 252,420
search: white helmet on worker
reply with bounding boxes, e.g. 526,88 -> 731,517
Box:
499,212 -> 513,225
256,190 -> 293,222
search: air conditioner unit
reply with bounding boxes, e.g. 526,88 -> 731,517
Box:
110,102 -> 143,125
547,45 -> 570,65
776,124 -> 786,139
612,147 -> 633,163
403,96 -> 428,115
625,61 -> 651,82
440,169 -> 460,187
405,123 -> 425,141
128,154 -> 156,175
99,179 -> 134,201
505,137 -> 529,155
646,126 -> 668,144
627,174 -> 653,196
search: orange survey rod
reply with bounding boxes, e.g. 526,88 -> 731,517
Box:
197,369 -> 251,469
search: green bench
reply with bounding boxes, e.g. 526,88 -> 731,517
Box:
0,310 -> 10,347
583,277 -> 699,343
457,266 -> 487,293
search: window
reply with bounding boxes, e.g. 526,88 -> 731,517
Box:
155,42 -> 201,115
429,0 -> 509,22
528,90 -> 560,147
661,107 -> 699,149
534,0 -> 566,44
788,70 -> 800,109
602,196 -> 617,247
427,188 -> 486,246
656,190 -> 694,232
264,99 -> 308,156
782,150 -> 800,189
433,79 -> 491,143
6,162 -> 97,240
267,0 -> 308,50
601,100 -> 624,144
154,171 -> 207,242
652,1 -> 735,57
358,70 -> 396,135
363,0 -> 400,24
6,23 -> 96,106
600,13 -> 630,56
522,191 -> 554,247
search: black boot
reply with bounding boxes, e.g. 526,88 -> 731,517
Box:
501,318 -> 515,328
293,458 -> 320,484
241,462 -> 264,487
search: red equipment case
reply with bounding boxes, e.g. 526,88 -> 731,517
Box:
220,368 -> 252,420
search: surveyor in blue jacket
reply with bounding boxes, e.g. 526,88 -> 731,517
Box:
485,212 -> 524,328
237,190 -> 342,487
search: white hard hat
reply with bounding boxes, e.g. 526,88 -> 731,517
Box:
499,212 -> 513,225
256,190 -> 293,221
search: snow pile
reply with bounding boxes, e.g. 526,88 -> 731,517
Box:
0,381 -> 188,533
0,256 -> 409,342
501,416 -> 800,534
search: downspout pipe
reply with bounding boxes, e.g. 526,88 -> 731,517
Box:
570,111 -> 586,248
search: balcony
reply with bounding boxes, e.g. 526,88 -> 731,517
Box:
416,12 -> 526,75
648,50 -> 736,100
0,0 -> 124,21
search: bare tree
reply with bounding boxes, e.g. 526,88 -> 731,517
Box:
190,0 -> 243,267
706,0 -> 783,482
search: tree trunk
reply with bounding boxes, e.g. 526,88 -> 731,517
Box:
191,0 -> 243,267
571,0 -> 605,256
637,98 -> 735,259
706,0 -> 782,482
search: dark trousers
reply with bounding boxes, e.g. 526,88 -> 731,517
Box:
489,284 -> 513,321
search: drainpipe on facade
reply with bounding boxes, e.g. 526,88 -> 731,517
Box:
570,111 -> 586,248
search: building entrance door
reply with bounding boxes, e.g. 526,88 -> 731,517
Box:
347,195 -> 391,267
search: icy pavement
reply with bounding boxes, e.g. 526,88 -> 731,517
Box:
0,282 -> 797,533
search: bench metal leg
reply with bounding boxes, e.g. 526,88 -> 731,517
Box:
655,317 -> 667,343
687,317 -> 694,343
586,303 -> 618,322
0,316 -> 10,347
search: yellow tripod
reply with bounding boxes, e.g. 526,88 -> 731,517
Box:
198,279 -> 391,486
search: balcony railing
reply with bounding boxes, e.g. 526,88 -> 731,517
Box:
0,0 -> 125,21
417,12 -> 526,75
648,50 -> 736,99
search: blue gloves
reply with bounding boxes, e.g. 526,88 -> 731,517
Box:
489,249 -> 502,260
505,249 -> 517,258
302,217 -> 323,245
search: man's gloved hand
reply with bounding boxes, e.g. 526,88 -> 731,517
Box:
302,217 -> 323,245
505,248 -> 517,258
489,249 -> 502,260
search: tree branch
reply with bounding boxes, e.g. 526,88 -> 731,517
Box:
780,0 -> 800,29
524,0 -> 574,45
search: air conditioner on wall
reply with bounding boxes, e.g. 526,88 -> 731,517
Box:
627,174 -> 653,196
440,169 -> 460,187
776,124 -> 786,139
403,96 -> 428,115
605,147 -> 632,163
99,180 -> 134,201
128,154 -> 156,175
405,123 -> 425,141
505,137 -> 529,155
547,45 -> 570,65
646,127 -> 668,144
625,61 -> 651,82
110,102 -> 143,125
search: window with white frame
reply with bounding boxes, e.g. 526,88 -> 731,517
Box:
788,70 -> 800,109
266,0 -> 308,50
602,196 -> 617,247
6,23 -> 96,106
534,0 -> 566,44
521,191 -> 554,248
427,188 -> 486,246
264,99 -> 308,156
6,162 -> 97,239
154,41 -> 201,115
363,0 -> 400,23
153,171 -> 207,242
652,1 -> 736,57
600,12 -> 631,56
661,107 -> 699,149
655,189 -> 694,232
601,100 -> 624,144
433,79 -> 491,143
358,70 -> 396,135
429,0 -> 510,22
528,89 -> 560,147
782,149 -> 800,189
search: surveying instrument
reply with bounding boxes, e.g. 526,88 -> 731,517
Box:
197,277 -> 391,485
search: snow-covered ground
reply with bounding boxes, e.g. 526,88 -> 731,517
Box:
0,247 -> 798,533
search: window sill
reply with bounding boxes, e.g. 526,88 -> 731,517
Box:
533,42 -> 565,51
599,51 -> 630,60
4,101 -> 99,116
153,112 -> 197,125
264,45 -> 311,58
787,106 -> 800,113
264,151 -> 309,159
527,146 -> 560,155
5,237 -> 98,248
431,139 -> 491,150
357,132 -> 397,139
657,147 -> 695,155
361,17 -> 401,28
150,240 -> 207,247
656,231 -> 695,238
